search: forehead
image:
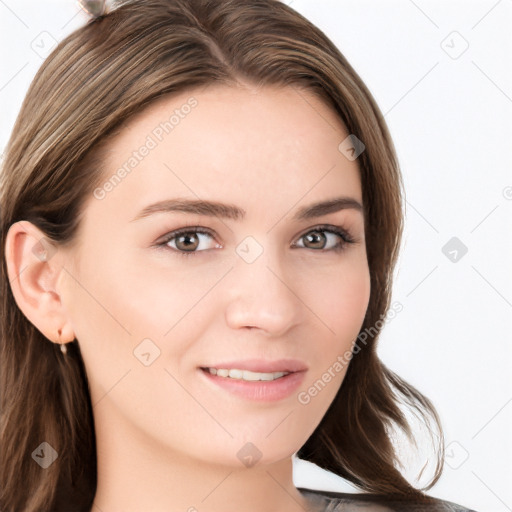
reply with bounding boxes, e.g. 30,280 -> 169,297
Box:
88,84 -> 363,226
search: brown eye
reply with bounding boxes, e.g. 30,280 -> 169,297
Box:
158,228 -> 219,257
175,232 -> 200,252
294,225 -> 354,253
302,230 -> 328,250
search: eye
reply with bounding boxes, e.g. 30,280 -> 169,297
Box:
155,224 -> 356,257
156,227 -> 220,257
292,224 -> 355,252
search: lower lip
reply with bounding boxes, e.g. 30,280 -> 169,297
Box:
199,368 -> 306,402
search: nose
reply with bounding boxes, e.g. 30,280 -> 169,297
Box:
223,246 -> 302,337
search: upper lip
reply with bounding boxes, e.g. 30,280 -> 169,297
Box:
200,358 -> 307,373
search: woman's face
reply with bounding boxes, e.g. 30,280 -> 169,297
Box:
58,84 -> 370,468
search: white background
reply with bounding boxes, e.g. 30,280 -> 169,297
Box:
1,1 -> 511,511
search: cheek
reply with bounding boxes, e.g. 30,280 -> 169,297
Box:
75,253 -> 179,339
297,266 -> 370,416
312,258 -> 371,337
62,249 -> 163,359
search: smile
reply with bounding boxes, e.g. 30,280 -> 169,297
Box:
202,367 -> 290,381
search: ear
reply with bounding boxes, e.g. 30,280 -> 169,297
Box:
4,220 -> 75,345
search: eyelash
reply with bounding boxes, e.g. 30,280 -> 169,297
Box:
155,224 -> 356,258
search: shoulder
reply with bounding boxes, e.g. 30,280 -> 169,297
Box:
297,487 -> 478,512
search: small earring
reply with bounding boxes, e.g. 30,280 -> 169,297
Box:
58,329 -> 67,355
78,0 -> 107,18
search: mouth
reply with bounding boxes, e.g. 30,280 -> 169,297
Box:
197,359 -> 307,402
200,367 -> 292,382
198,358 -> 307,380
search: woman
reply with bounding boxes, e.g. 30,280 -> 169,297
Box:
0,1 -> 477,511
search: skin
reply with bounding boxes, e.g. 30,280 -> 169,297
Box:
6,84 -> 371,512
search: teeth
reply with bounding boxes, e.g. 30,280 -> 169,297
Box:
205,368 -> 290,381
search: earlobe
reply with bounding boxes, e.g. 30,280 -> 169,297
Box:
4,220 -> 75,345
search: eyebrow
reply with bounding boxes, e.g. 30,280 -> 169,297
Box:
130,196 -> 363,223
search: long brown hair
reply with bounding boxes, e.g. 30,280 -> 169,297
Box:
0,1 -> 444,510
